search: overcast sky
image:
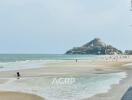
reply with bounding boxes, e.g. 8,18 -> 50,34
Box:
0,0 -> 131,54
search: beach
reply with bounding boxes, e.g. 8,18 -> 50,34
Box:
0,55 -> 131,100
88,69 -> 132,100
0,0 -> 131,99
0,91 -> 44,100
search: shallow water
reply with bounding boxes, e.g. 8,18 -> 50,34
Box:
0,55 -> 127,100
0,72 -> 127,100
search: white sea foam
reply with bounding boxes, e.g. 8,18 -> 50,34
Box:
0,60 -> 49,71
0,60 -> 78,71
0,72 -> 127,100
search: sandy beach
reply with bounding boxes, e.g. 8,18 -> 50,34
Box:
0,55 -> 131,100
0,58 -> 130,77
0,91 -> 44,100
0,0 -> 131,99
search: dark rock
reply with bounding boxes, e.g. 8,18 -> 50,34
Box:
65,38 -> 122,55
125,50 -> 132,55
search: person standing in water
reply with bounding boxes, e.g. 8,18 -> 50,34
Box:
17,72 -> 21,79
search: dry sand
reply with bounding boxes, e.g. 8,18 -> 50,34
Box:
0,91 -> 44,100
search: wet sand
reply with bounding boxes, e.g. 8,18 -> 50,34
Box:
0,55 -> 131,100
87,64 -> 132,100
0,59 -> 130,77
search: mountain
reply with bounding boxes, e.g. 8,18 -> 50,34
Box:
65,38 -> 122,55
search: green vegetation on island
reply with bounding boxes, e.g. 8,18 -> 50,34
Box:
66,38 -> 123,55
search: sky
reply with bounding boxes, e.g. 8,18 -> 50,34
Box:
0,0 -> 132,54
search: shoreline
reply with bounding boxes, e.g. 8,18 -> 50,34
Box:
87,65 -> 132,100
0,56 -> 131,100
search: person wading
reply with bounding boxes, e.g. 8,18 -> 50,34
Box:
17,72 -> 21,79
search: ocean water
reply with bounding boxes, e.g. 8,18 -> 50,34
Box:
0,54 -> 98,62
0,54 -> 99,71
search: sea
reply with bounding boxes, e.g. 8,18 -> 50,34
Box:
0,54 -> 127,100
0,54 -> 100,71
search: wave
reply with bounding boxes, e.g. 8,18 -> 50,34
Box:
0,60 -> 48,71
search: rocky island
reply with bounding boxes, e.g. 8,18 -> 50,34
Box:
125,50 -> 132,55
66,38 -> 122,55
